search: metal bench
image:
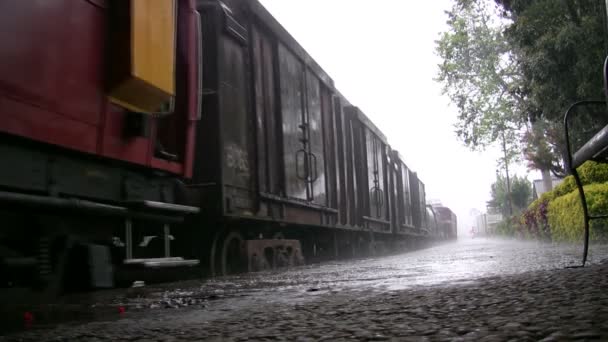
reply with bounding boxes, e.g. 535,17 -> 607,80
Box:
564,84 -> 608,266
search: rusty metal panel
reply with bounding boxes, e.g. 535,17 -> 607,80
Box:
401,162 -> 413,226
401,164 -> 414,226
333,96 -> 348,225
363,128 -> 389,223
305,71 -> 327,205
322,87 -> 337,211
365,130 -> 377,218
409,170 -> 422,229
252,27 -> 267,194
352,118 -> 367,227
343,106 -> 361,227
278,44 -> 307,200
390,152 -> 414,232
252,25 -> 281,197
418,180 -> 427,229
219,35 -> 252,191
345,105 -> 390,225
388,154 -> 399,233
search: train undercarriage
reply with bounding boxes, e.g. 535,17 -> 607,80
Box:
0,0 -> 450,296
0,202 -> 431,295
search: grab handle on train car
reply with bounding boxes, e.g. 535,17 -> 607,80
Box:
308,152 -> 318,183
296,149 -> 308,180
370,186 -> 384,209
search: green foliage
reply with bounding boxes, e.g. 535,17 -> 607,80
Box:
435,0 -> 525,155
440,0 -> 608,173
547,183 -> 608,242
578,160 -> 608,184
495,217 -> 518,236
552,161 -> 608,196
519,161 -> 608,241
488,174 -> 532,216
520,196 -> 550,240
552,176 -> 576,198
496,0 -> 608,171
523,119 -> 565,174
500,0 -> 606,122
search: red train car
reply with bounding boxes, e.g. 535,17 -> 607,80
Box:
0,0 -> 202,290
0,0 -> 200,176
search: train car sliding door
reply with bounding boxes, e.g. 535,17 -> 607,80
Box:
306,71 -> 327,205
278,44 -> 327,205
366,129 -> 386,221
399,162 -> 413,228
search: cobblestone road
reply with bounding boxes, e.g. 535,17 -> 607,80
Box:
3,238 -> 608,341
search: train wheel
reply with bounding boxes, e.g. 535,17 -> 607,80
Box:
220,231 -> 246,276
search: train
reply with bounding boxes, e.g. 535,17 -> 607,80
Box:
0,0 -> 457,292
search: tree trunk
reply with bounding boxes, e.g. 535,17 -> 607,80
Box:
501,132 -> 513,216
541,169 -> 553,194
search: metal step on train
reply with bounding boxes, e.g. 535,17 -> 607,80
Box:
120,200 -> 201,269
0,192 -> 201,291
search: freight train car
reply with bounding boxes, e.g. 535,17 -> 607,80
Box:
433,206 -> 458,240
0,0 -> 203,291
0,0 -> 455,293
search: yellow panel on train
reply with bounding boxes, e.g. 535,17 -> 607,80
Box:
108,0 -> 176,114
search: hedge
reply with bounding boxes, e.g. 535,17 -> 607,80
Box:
547,182 -> 608,242
552,161 -> 608,197
518,161 -> 608,242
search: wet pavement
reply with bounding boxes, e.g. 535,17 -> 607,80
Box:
3,238 -> 608,341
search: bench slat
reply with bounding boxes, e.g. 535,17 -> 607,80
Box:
573,124 -> 608,169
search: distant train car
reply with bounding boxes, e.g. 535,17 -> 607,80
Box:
0,0 -> 453,292
426,205 -> 439,237
433,206 -> 458,240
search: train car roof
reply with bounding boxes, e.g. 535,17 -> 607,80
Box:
344,106 -> 389,144
390,150 -> 411,169
247,0 -> 334,88
432,206 -> 455,216
247,0 -> 411,176
247,0 -> 393,147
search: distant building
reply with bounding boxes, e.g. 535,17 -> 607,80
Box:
475,212 -> 502,235
532,178 -> 563,200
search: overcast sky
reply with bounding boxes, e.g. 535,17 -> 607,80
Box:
258,0 -> 535,236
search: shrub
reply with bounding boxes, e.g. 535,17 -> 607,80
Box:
547,182 -> 608,242
518,161 -> 608,242
521,198 -> 551,240
520,190 -> 555,240
495,217 -> 517,237
552,176 -> 575,198
579,161 -> 608,184
552,161 -> 608,197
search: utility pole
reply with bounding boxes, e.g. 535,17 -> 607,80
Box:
501,131 -> 513,216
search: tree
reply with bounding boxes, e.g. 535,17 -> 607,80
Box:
435,0 -> 529,204
488,174 -> 532,216
497,0 -> 608,173
498,0 -> 606,122
436,0 -> 526,154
